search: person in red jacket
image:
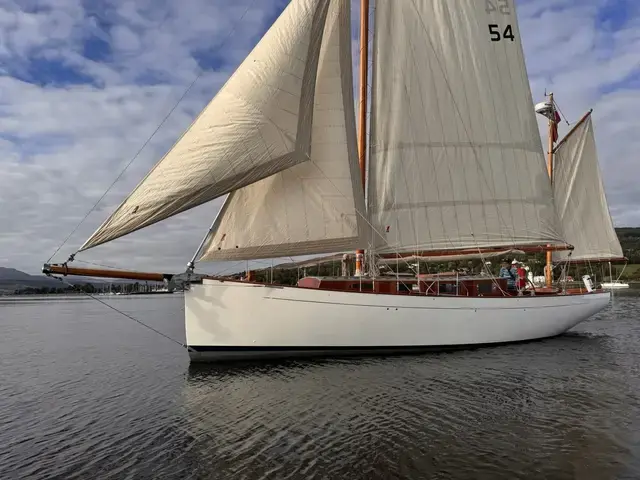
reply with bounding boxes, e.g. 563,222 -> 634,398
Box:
513,260 -> 527,291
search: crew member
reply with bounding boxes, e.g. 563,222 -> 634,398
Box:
511,260 -> 526,293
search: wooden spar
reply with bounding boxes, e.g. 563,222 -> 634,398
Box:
357,0 -> 369,190
378,243 -> 574,260
43,264 -> 173,282
355,0 -> 369,277
545,93 -> 555,288
553,109 -> 593,153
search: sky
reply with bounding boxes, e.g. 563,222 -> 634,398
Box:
1,0 -> 639,274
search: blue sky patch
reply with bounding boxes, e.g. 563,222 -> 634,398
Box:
596,0 -> 631,31
82,34 -> 112,63
21,56 -> 96,87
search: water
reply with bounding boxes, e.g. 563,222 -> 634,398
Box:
1,291 -> 639,479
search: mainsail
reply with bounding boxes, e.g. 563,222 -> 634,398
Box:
552,113 -> 623,262
368,0 -> 566,255
197,0 -> 366,261
80,0 -> 345,252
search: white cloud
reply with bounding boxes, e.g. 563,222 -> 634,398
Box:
0,0 -> 638,274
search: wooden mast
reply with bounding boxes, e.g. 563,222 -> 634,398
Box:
545,92 -> 555,288
355,0 -> 369,277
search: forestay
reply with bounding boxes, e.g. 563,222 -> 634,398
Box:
198,0 -> 366,262
368,0 -> 565,255
552,114 -> 623,262
79,0 -> 340,252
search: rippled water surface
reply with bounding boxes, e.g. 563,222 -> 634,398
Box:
1,291 -> 639,479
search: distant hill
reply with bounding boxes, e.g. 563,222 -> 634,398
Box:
0,267 -> 36,281
0,267 -> 63,292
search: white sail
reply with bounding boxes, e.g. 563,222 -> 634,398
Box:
368,0 -> 565,255
198,0 -> 366,262
80,0 -> 338,252
552,114 -> 623,262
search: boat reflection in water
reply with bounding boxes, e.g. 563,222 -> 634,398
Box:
177,332 -> 633,479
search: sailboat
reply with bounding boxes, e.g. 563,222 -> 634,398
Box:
43,0 -> 612,362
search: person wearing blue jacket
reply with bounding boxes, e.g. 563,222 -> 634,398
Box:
499,260 -> 516,291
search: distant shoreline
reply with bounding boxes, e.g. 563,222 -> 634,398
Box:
0,291 -> 183,298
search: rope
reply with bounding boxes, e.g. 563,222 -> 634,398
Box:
75,259 -> 133,271
552,98 -> 572,126
474,245 -> 510,295
615,263 -> 628,282
48,275 -> 195,353
46,0 -> 260,263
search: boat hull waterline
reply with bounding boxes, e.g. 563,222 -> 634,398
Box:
185,279 -> 611,362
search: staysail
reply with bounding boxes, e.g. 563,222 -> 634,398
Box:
79,0 -> 342,252
552,113 -> 623,262
197,0 -> 366,261
368,0 -> 566,255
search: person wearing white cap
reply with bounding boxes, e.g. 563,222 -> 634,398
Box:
511,259 -> 527,294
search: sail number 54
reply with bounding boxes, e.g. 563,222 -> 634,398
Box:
488,24 -> 515,42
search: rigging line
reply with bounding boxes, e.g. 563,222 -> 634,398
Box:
559,258 -> 567,291
75,259 -> 135,271
48,275 -> 195,353
474,244 -> 509,295
46,0 -> 260,264
552,98 -> 571,126
194,262 -> 243,276
193,256 -> 283,277
615,262 -> 628,282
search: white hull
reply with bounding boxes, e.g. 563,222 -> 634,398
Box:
601,282 -> 630,289
184,279 -> 611,362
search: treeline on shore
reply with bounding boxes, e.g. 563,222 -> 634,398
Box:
10,282 -> 170,296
